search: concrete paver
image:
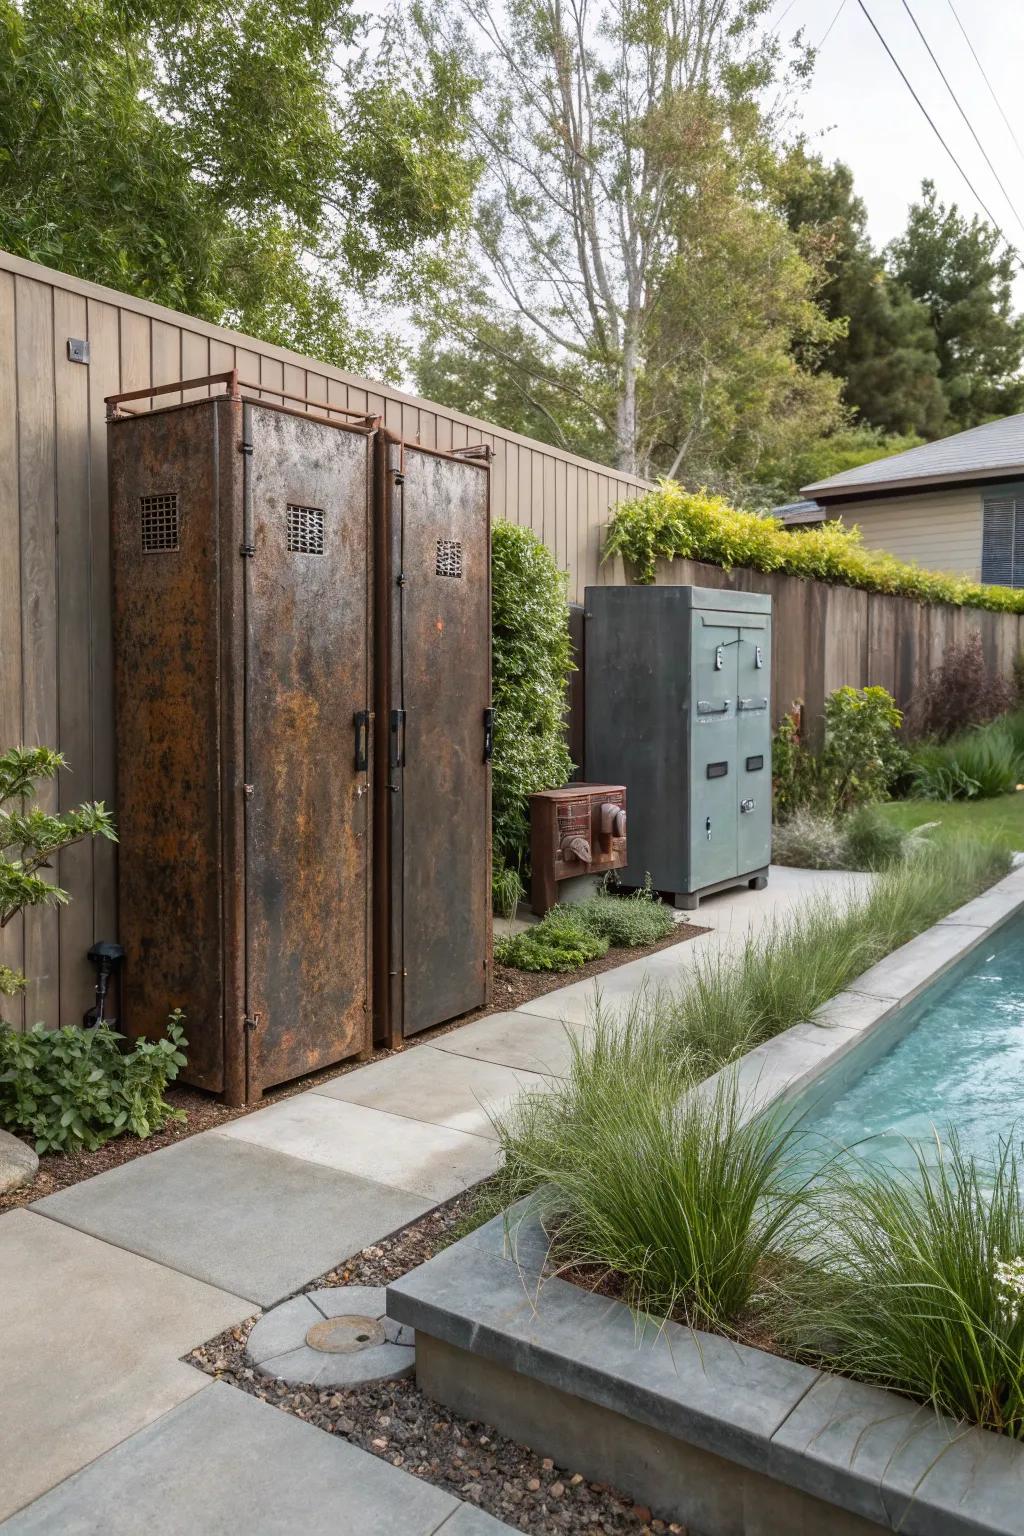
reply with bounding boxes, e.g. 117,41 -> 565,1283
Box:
33,1133 -> 431,1306
314,1044 -> 553,1141
0,1382 -> 472,1536
215,1094 -> 501,1202
431,1008 -> 588,1076
2,862 -> 867,1529
0,1210 -> 251,1524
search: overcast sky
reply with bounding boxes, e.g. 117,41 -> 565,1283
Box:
778,0 -> 1024,295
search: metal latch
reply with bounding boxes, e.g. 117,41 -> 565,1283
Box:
740,798 -> 755,814
242,783 -> 254,799
483,707 -> 494,762
697,699 -> 731,715
390,708 -> 406,768
353,710 -> 370,772
714,645 -> 724,671
755,645 -> 763,669
706,815 -> 712,841
737,697 -> 768,713
243,1012 -> 260,1032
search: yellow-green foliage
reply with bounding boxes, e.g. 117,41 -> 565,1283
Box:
604,482 -> 1024,614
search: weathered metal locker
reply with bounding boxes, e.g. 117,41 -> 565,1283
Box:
374,433 -> 492,1044
583,586 -> 771,908
108,375 -> 375,1102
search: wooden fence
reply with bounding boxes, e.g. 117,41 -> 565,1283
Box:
3,246 -> 1022,1033
0,250 -> 648,1031
603,555 -> 1024,737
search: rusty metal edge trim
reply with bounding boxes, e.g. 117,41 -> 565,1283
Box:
108,390 -> 380,437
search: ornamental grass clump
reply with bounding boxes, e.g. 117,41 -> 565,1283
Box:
492,1001 -> 807,1330
780,1136 -> 1024,1439
669,833 -> 1013,1073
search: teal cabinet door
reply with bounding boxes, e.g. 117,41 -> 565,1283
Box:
736,618 -> 772,875
689,614 -> 740,889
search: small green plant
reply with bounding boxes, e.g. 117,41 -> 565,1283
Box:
491,1003 -> 807,1330
494,909 -> 608,972
491,523 -> 574,875
492,859 -> 526,920
604,481 -> 1024,614
1,746 -> 117,1001
0,1011 -> 188,1153
841,804 -> 921,870
566,880 -> 676,947
496,881 -> 676,971
774,688 -> 907,819
782,1135 -> 1024,1439
907,721 -> 1024,801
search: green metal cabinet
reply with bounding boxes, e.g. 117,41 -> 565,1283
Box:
583,585 -> 771,909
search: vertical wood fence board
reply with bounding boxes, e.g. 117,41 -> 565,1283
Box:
53,286 -> 95,1022
0,271 -> 24,1024
16,276 -> 59,1027
86,298 -> 120,949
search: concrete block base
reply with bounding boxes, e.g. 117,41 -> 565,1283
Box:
415,1335 -> 881,1536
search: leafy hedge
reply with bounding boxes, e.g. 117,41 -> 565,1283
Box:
604,481 -> 1024,613
491,522 -> 574,871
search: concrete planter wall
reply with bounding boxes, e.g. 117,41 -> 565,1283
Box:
388,869 -> 1024,1536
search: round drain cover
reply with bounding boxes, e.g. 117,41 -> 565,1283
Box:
305,1314 -> 386,1354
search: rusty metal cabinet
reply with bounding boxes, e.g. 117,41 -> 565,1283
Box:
108,381 -> 375,1102
374,435 -> 492,1043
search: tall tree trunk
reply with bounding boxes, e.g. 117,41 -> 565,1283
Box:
615,329 -> 639,474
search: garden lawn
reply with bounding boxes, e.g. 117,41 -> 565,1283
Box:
879,793 -> 1024,848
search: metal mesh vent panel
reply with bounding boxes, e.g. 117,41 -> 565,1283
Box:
435,538 -> 463,578
287,504 -> 325,555
140,493 -> 179,553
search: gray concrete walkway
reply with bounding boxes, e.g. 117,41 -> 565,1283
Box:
0,866 -> 861,1532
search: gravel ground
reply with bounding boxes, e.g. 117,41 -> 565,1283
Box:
188,1190 -> 687,1536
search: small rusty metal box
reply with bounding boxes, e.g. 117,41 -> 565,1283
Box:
529,784 -> 627,916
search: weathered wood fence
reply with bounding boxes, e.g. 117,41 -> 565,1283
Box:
609,555 -> 1024,733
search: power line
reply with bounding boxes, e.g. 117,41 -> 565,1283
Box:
817,0 -> 848,50
899,0 -> 1024,242
854,0 -> 1021,267
945,0 -> 1024,170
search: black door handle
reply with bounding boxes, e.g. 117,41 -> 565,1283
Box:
353,710 -> 370,772
390,708 -> 406,768
483,707 -> 494,762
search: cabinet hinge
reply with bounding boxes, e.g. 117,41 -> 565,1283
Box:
243,783 -> 254,799
243,1012 -> 260,1032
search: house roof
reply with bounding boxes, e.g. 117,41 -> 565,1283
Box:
802,413 -> 1024,503
773,499 -> 826,526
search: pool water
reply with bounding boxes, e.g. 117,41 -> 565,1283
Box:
794,917 -> 1024,1175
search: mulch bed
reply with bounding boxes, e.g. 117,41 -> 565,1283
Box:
0,920 -> 705,1213
188,1189 -> 685,1536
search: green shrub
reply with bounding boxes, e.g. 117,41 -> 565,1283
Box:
491,523 -> 574,874
494,909 -> 608,972
908,721 -> 1024,801
774,687 -> 907,818
566,882 -> 676,947
491,1004 -> 807,1330
905,741 -> 981,801
668,834 -> 1013,1073
604,481 -> 1024,613
782,1136 -> 1024,1439
840,804 -> 917,871
0,1012 -> 188,1153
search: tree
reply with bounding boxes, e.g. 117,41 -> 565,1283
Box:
416,0 -> 839,478
1,747 -> 116,1002
0,0 -> 479,376
888,182 -> 1024,431
781,152 -> 947,439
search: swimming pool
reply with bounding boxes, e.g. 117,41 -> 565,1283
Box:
793,913 -> 1024,1175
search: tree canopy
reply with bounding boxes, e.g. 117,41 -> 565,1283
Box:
0,0 -> 479,375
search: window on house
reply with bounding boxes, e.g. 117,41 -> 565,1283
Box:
981,495 -> 1024,587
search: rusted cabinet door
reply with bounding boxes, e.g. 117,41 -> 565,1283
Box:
390,447 -> 491,1036
245,409 -> 373,1091
109,400 -> 229,1092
